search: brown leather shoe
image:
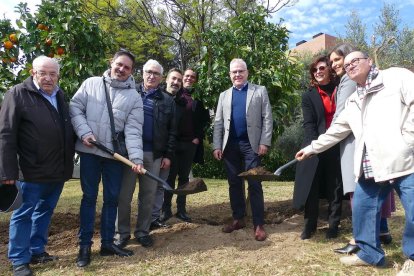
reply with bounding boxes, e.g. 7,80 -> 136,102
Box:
222,219 -> 246,233
254,225 -> 267,241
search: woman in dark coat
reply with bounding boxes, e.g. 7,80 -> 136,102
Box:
293,55 -> 342,240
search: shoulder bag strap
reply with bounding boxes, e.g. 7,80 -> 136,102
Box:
103,77 -> 117,140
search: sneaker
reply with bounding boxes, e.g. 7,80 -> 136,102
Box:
340,255 -> 371,266
30,252 -> 58,264
12,264 -> 33,276
397,259 -> 414,276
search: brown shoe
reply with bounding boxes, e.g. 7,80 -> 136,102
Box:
222,219 -> 246,233
254,225 -> 267,241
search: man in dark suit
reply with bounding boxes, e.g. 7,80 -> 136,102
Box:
213,58 -> 273,241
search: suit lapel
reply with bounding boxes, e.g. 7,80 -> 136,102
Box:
309,87 -> 324,117
246,84 -> 254,112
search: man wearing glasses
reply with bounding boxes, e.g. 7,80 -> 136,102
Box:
116,59 -> 176,248
213,58 -> 273,241
296,51 -> 414,275
0,56 -> 75,276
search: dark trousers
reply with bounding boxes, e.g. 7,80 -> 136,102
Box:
223,140 -> 264,226
304,145 -> 343,229
163,141 -> 197,212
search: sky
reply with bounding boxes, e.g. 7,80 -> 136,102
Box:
2,0 -> 414,49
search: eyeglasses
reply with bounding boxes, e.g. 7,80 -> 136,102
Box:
230,70 -> 246,75
311,66 -> 326,73
35,71 -> 58,79
344,57 -> 368,72
144,70 -> 161,77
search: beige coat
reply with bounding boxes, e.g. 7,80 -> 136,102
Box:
303,67 -> 414,182
213,83 -> 273,153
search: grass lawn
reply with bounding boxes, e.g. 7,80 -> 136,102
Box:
0,179 -> 407,275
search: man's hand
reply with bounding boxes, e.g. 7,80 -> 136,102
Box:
1,180 -> 16,185
82,134 -> 96,147
213,149 -> 222,160
295,149 -> 310,161
192,138 -> 200,145
258,145 -> 269,156
160,158 -> 171,169
132,164 -> 144,174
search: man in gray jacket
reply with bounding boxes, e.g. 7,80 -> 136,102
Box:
213,58 -> 273,241
70,50 -> 144,268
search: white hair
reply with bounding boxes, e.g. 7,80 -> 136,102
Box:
32,56 -> 60,74
230,58 -> 247,70
143,59 -> 164,75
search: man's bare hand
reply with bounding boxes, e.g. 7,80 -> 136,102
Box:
258,145 -> 269,156
295,149 -> 310,161
213,149 -> 222,160
132,164 -> 144,174
160,158 -> 171,169
82,134 -> 96,147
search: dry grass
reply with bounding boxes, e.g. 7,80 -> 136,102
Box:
0,179 -> 407,275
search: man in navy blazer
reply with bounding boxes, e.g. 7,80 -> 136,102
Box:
213,58 -> 273,241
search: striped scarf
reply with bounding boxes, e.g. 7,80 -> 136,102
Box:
357,65 -> 379,179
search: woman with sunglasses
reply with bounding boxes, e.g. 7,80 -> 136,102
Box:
293,55 -> 342,240
329,43 -> 395,254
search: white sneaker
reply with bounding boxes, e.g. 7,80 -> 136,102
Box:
340,255 -> 371,266
397,259 -> 414,276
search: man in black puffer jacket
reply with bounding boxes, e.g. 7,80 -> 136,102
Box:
0,56 -> 75,276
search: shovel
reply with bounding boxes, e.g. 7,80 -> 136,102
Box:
238,159 -> 298,181
90,140 -> 207,195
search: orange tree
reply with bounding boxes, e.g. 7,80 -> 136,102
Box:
0,0 -> 114,100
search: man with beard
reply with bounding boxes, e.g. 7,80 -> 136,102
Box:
70,50 -> 144,267
150,68 -> 183,229
161,68 -> 210,223
115,60 -> 176,248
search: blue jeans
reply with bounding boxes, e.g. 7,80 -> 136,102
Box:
353,173 -> 414,265
8,181 -> 64,266
223,140 -> 264,226
78,153 -> 123,247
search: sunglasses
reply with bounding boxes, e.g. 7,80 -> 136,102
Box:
312,66 -> 326,73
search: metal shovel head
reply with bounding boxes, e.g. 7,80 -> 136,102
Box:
238,166 -> 279,181
0,184 -> 23,213
173,178 -> 207,195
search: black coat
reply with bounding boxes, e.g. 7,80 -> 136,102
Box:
172,88 -> 210,164
293,87 -> 341,209
0,77 -> 75,183
137,84 -> 177,160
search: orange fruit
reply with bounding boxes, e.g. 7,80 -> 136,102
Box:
56,47 -> 65,55
9,33 -> 18,43
37,23 -> 46,30
47,52 -> 54,58
3,41 -> 13,49
10,57 -> 17,62
45,38 -> 53,46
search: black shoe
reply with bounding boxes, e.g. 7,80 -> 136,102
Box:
150,219 -> 171,230
76,246 -> 91,268
300,225 -> 316,240
326,227 -> 339,239
114,237 -> 130,249
100,243 -> 134,257
160,210 -> 173,222
30,251 -> 58,264
13,264 -> 33,276
379,233 -> 393,245
333,243 -> 360,254
176,211 -> 192,222
136,235 -> 154,248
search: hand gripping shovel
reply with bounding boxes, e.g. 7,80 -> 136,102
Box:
90,140 -> 207,195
